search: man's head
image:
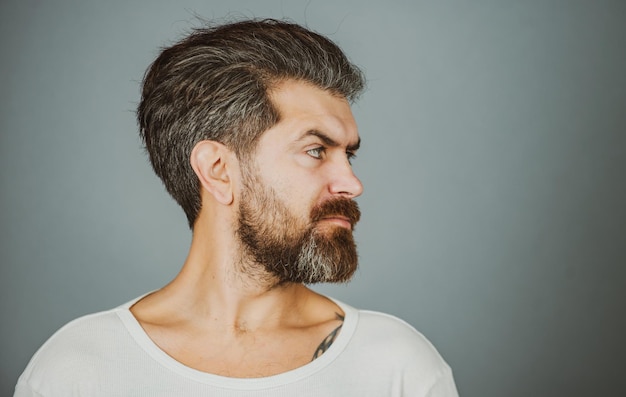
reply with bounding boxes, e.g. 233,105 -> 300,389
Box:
137,19 -> 365,227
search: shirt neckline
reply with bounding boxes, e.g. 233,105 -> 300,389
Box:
115,295 -> 359,389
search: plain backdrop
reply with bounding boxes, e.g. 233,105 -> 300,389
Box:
1,1 -> 625,396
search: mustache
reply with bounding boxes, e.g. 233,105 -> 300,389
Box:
311,198 -> 361,229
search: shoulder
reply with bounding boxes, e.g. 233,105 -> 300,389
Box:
29,307 -> 126,358
336,304 -> 458,395
16,306 -> 132,394
352,309 -> 450,371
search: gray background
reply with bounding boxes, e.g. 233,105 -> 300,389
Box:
1,1 -> 625,396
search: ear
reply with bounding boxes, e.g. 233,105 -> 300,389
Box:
190,140 -> 234,205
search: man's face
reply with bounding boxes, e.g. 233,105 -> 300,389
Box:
236,80 -> 363,284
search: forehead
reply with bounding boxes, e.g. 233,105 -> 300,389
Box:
259,80 -> 359,146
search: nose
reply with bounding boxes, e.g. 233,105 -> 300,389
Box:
328,160 -> 364,199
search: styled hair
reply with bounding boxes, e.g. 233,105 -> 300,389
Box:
137,18 -> 365,228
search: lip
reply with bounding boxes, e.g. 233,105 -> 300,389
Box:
318,216 -> 352,230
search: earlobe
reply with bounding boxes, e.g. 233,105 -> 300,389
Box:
190,140 -> 234,205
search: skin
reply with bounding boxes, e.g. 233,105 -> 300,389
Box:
130,80 -> 363,378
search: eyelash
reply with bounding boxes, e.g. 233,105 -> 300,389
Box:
306,147 -> 357,164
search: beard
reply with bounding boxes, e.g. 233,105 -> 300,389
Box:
236,172 -> 361,285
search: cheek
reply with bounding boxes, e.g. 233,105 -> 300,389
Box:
273,183 -> 315,220
258,161 -> 328,217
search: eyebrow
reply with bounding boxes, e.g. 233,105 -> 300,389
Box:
303,130 -> 361,151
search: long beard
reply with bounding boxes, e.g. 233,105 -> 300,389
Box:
236,174 -> 360,285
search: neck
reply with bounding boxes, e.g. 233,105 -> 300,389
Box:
133,211 -> 318,332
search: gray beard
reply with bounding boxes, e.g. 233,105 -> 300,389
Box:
292,227 -> 358,284
236,175 -> 359,285
237,205 -> 358,285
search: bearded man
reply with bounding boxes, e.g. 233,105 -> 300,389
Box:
15,19 -> 458,396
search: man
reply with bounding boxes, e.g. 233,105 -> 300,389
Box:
15,19 -> 458,396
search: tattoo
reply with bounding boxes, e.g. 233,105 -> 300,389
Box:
311,313 -> 345,360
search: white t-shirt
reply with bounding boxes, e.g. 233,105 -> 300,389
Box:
15,297 -> 458,396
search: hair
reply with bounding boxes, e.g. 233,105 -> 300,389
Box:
137,18 -> 365,228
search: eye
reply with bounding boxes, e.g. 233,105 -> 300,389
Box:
306,146 -> 326,159
346,151 -> 357,165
